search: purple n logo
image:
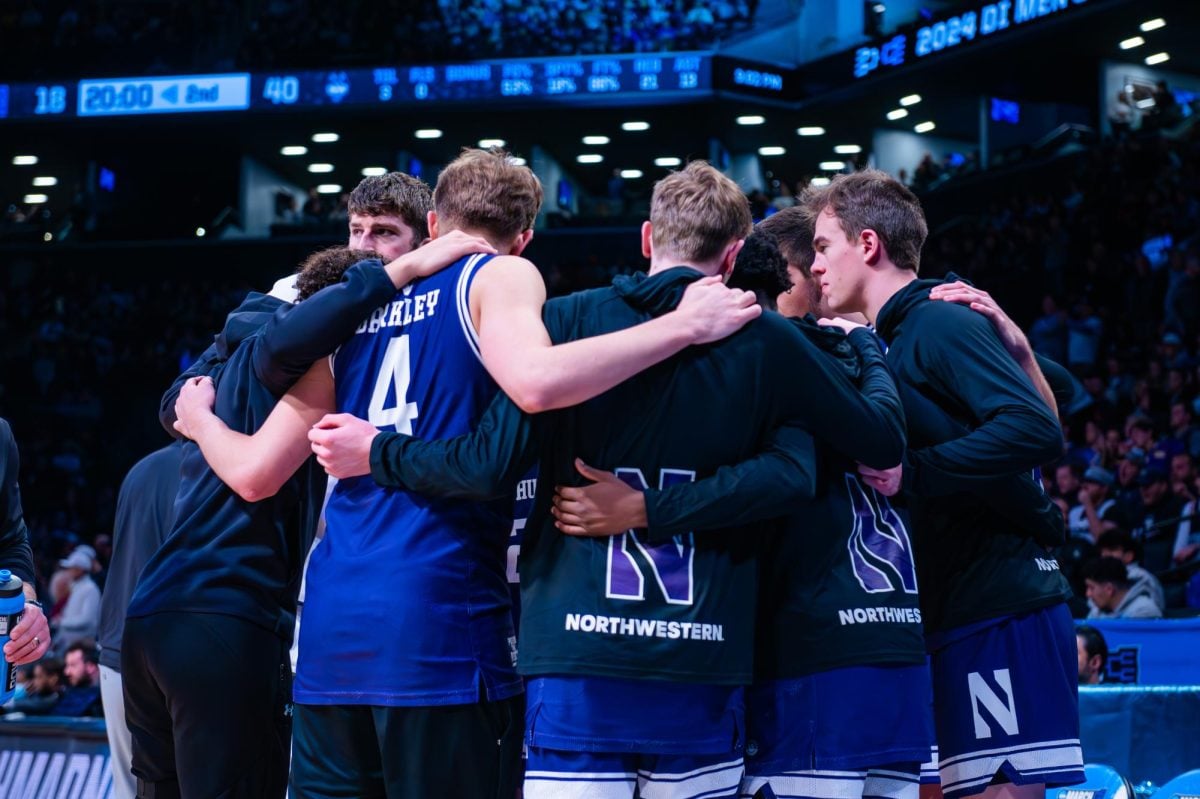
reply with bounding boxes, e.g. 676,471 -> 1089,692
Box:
605,468 -> 696,606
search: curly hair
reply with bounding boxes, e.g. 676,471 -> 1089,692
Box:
295,247 -> 381,301
728,229 -> 791,303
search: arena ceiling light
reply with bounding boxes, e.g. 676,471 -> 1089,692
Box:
311,132 -> 340,143
619,169 -> 644,179
736,115 -> 765,125
1145,52 -> 1170,66
195,227 -> 206,237
23,193 -> 48,204
12,155 -> 38,166
758,146 -> 786,156
316,184 -> 343,194
32,176 -> 58,187
478,138 -> 506,148
819,161 -> 846,170
899,94 -> 922,106
1119,36 -> 1145,50
621,121 -> 650,131
281,146 -> 308,156
510,157 -> 527,166
577,154 -> 604,164
810,177 -> 831,187
834,145 -> 862,155
796,126 -> 825,136
582,135 -> 610,145
43,232 -> 53,242
887,108 -> 909,120
654,156 -> 682,167
414,129 -> 443,139
361,167 -> 388,176
1139,18 -> 1165,32
307,163 -> 335,173
914,121 -> 936,133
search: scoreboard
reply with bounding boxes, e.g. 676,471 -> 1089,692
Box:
0,53 -> 719,122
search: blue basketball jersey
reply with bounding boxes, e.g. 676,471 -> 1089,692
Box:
294,253 -> 522,707
509,467 -> 537,635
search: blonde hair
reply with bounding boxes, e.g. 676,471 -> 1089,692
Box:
650,161 -> 752,263
433,148 -> 543,241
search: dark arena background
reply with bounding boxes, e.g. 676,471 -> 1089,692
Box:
2,0 -> 1200,797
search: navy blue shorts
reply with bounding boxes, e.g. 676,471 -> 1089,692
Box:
743,663 -> 935,774
928,604 -> 1083,799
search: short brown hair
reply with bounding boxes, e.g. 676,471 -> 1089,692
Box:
296,247 -> 379,301
802,169 -> 927,273
650,161 -> 753,263
433,148 -> 543,241
757,206 -> 815,275
348,172 -> 433,240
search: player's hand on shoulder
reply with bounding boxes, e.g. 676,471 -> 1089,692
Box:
676,276 -> 761,345
391,230 -> 498,282
308,413 -> 378,479
173,376 -> 216,439
929,281 -> 1033,362
857,462 -> 902,496
553,459 -> 647,536
817,316 -> 867,334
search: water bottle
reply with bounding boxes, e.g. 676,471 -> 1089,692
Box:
0,570 -> 26,704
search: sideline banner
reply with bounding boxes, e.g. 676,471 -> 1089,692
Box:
0,717 -> 112,798
1084,619 -> 1200,685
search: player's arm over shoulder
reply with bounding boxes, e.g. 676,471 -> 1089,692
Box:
470,256 -> 757,413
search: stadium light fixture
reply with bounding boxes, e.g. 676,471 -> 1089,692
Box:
621,121 -> 650,131
316,184 -> 343,194
478,138 -> 506,148
1119,36 -> 1145,50
311,132 -> 340,143
32,176 -> 58,187
819,161 -> 846,171
810,177 -> 831,187
361,167 -> 387,176
758,146 -> 786,156
307,163 -> 335,173
12,155 -> 38,166
654,157 -> 682,167
887,108 -> 909,120
582,135 -> 610,145
619,169 -> 644,179
1139,18 -> 1165,32
577,154 -> 604,164
834,145 -> 862,155
900,94 -> 922,106
510,157 -> 527,166
43,232 -> 53,242
797,126 -> 825,136
195,227 -> 206,237
281,146 -> 308,156
1144,52 -> 1170,66
914,121 -> 936,133
414,129 -> 443,139
736,115 -> 766,125
24,193 -> 48,204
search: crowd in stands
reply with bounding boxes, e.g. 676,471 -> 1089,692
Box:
1,0 -> 756,81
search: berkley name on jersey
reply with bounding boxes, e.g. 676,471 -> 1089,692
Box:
354,287 -> 442,335
566,612 -> 726,642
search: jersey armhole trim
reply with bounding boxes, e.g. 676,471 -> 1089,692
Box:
456,253 -> 488,365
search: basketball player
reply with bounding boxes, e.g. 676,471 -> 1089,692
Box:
125,239 -> 491,799
310,162 -> 907,799
803,170 -> 1082,799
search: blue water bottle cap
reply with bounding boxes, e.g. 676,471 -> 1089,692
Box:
0,570 -> 10,583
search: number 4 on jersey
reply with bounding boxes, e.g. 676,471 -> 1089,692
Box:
367,335 -> 419,434
606,468 -> 696,606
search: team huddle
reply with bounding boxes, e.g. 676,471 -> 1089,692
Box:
124,148 -> 1085,799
